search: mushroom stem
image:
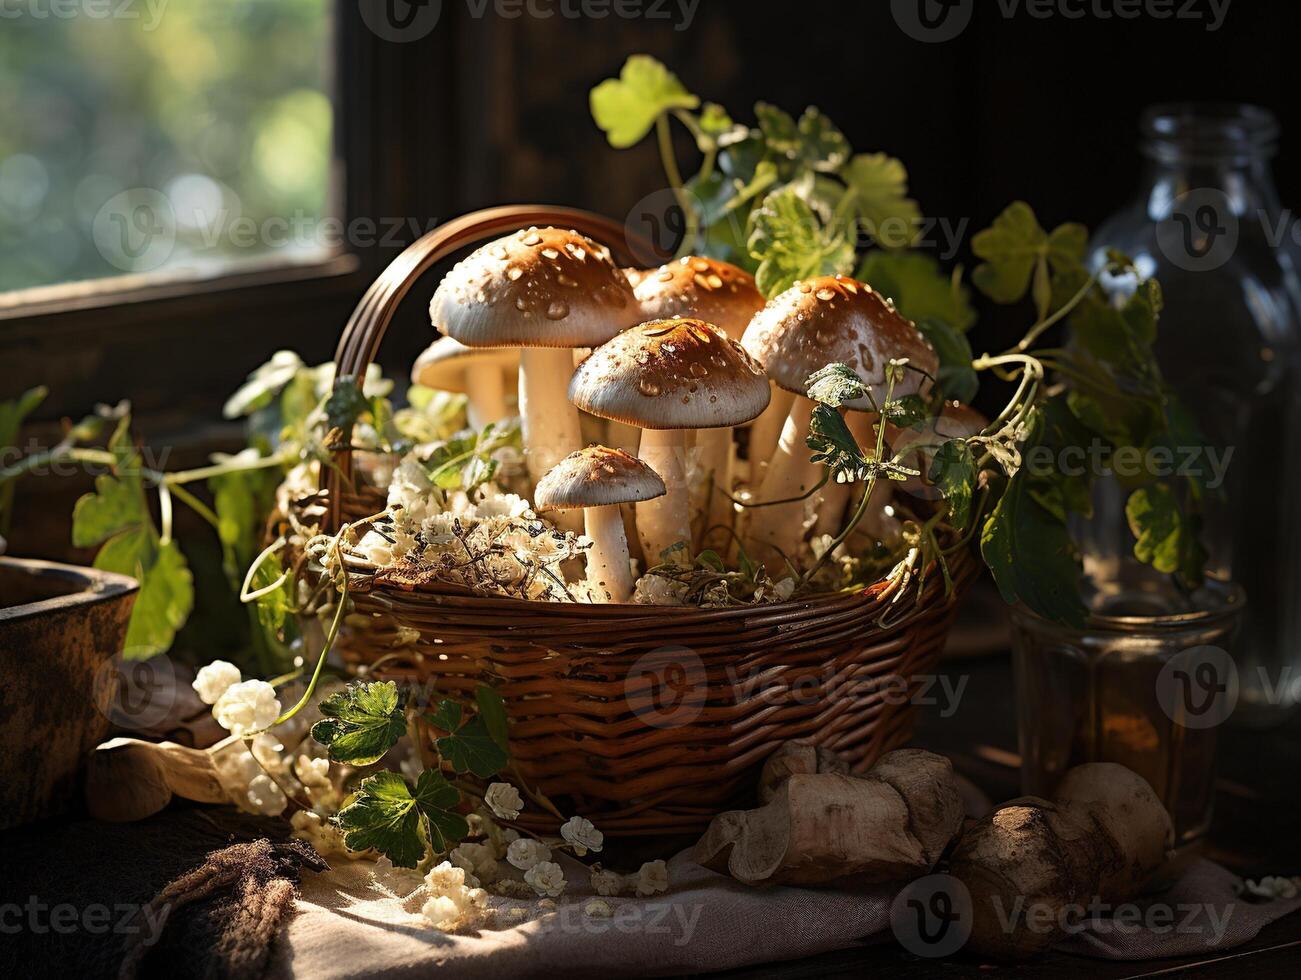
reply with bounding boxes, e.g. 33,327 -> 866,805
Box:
748,399 -> 822,563
692,426 -> 735,549
748,385 -> 795,471
584,504 -> 635,603
465,360 -> 509,429
636,428 -> 691,566
519,348 -> 582,530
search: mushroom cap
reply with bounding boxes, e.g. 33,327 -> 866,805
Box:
533,446 -> 666,511
411,336 -> 517,392
741,274 -> 938,407
569,317 -> 771,430
891,402 -> 989,454
431,227 -> 639,349
633,256 -> 766,340
621,266 -> 655,289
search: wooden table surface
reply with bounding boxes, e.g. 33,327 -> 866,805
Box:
718,649 -> 1301,978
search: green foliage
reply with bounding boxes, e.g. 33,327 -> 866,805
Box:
426,687 -> 510,779
929,440 -> 977,532
1127,484 -> 1208,588
856,251 -> 976,332
805,363 -> 872,408
971,202 -> 1088,317
841,153 -> 922,249
420,420 -> 522,494
915,318 -> 979,404
590,55 -> 699,148
71,418 -> 194,659
311,681 -> 408,766
335,769 -> 468,869
747,185 -> 855,297
0,387 -> 47,535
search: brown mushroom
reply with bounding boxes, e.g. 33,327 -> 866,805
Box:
741,275 -> 937,562
410,336 -> 518,428
634,257 -> 767,546
569,317 -> 770,565
533,446 -> 665,602
431,227 -> 641,487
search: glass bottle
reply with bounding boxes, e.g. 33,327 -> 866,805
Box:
1088,104 -> 1301,728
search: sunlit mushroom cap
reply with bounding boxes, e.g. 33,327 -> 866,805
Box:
431,227 -> 639,349
633,256 -> 765,340
569,317 -> 771,430
621,266 -> 654,289
410,336 -> 517,391
741,274 -> 938,407
533,446 -> 666,511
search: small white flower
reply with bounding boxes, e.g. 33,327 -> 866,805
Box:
590,868 -> 624,897
490,827 -> 520,860
524,861 -> 565,898
422,895 -> 461,929
506,838 -> 551,871
584,899 -> 613,918
192,660 -> 241,705
212,680 -> 281,735
250,733 -> 286,773
485,782 -> 523,821
290,810 -> 351,858
449,842 -> 499,886
246,773 -> 287,816
634,859 -> 669,897
560,816 -> 603,856
294,754 -> 331,787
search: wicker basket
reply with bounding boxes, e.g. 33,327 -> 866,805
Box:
313,204 -> 979,836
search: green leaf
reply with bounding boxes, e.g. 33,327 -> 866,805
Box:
325,376 -> 370,433
335,769 -> 467,868
980,410 -> 1087,628
842,153 -> 922,249
807,403 -> 872,483
748,186 -> 854,298
1126,484 -> 1207,587
222,351 -> 305,419
71,470 -> 146,547
0,386 -> 46,450
427,697 -> 509,779
755,103 -> 849,175
915,318 -> 979,404
95,531 -> 194,660
971,202 -> 1087,308
856,251 -> 976,333
589,55 -> 699,149
474,685 -> 510,752
421,420 -> 522,494
806,363 -> 871,408
930,440 -> 977,531
881,394 -> 931,428
311,680 -> 408,766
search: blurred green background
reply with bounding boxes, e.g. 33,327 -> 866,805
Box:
0,0 -> 332,294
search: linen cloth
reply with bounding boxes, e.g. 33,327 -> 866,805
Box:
270,850 -> 1301,978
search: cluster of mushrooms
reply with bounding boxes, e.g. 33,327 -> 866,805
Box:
409,226 -> 984,603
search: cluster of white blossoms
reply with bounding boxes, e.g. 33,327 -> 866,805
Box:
193,661 -> 340,819
588,860 -> 670,898
421,861 -> 491,931
1237,875 -> 1301,900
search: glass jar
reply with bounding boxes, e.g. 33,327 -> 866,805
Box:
1088,104 -> 1301,727
1011,564 -> 1244,858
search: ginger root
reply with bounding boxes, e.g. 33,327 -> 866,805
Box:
694,747 -> 964,886
949,762 -> 1173,960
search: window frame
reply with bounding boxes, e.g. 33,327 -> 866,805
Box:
0,2 -> 457,424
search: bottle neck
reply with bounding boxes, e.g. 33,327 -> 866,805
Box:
1140,103 -> 1280,219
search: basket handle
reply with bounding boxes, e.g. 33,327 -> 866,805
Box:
324,204 -> 653,529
